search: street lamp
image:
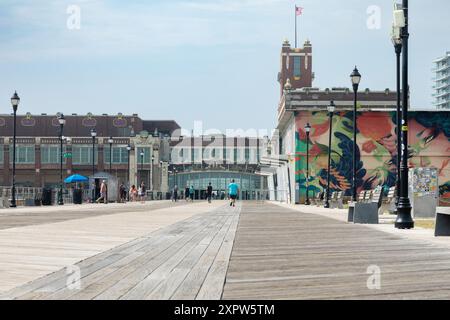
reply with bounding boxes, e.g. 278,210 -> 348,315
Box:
140,150 -> 145,185
126,143 -> 131,183
10,91 -> 20,208
160,160 -> 163,192
126,144 -> 131,201
350,67 -> 361,204
324,101 -> 336,209
151,155 -> 155,191
304,123 -> 312,205
392,22 -> 403,214
90,128 -> 97,202
108,136 -> 114,173
395,0 -> 414,229
57,113 -> 66,205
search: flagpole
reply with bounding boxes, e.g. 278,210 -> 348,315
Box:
295,5 -> 298,48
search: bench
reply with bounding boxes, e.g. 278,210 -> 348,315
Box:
380,186 -> 396,215
330,191 -> 344,209
353,188 -> 384,224
348,190 -> 366,222
313,191 -> 323,207
435,207 -> 450,236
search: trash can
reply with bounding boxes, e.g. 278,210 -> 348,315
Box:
42,188 -> 53,206
73,189 -> 83,205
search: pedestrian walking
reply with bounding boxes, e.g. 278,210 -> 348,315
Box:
96,180 -> 108,204
172,185 -> 179,202
139,182 -> 146,203
189,185 -> 195,202
185,186 -> 190,201
228,179 -> 239,207
129,185 -> 138,202
119,182 -> 126,203
206,182 -> 213,203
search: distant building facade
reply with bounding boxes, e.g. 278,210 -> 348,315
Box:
0,113 -> 270,200
432,52 -> 450,110
0,113 -> 180,193
166,134 -> 270,199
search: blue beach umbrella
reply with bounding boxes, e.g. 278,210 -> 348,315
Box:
64,174 -> 89,184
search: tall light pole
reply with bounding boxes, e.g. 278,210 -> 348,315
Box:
57,113 -> 66,205
350,67 -> 361,204
304,123 -> 311,205
126,144 -> 131,201
395,0 -> 414,229
160,160 -> 163,193
10,91 -> 20,208
151,155 -> 155,191
126,144 -> 131,185
108,136 -> 114,173
140,151 -> 144,185
392,20 -> 403,213
324,101 -> 335,209
90,128 -> 97,202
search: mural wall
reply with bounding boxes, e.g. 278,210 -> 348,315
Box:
295,111 -> 450,205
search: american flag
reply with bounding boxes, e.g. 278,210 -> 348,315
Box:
296,6 -> 303,16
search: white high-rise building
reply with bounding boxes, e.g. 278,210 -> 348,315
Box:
432,52 -> 450,110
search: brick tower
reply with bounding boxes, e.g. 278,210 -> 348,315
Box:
278,38 -> 313,96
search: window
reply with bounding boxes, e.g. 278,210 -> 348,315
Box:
104,146 -> 129,164
41,145 -> 66,164
10,145 -> 35,164
72,145 -> 98,165
136,147 -> 152,164
293,56 -> 301,78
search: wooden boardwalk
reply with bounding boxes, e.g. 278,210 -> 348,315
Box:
223,202 -> 450,300
3,201 -> 450,299
0,201 -> 186,230
0,202 -> 240,300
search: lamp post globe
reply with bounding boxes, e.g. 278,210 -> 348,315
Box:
304,123 -> 312,205
10,91 -> 20,208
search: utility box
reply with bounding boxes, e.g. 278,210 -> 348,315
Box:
409,167 -> 439,218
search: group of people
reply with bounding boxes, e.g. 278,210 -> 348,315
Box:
96,179 -> 240,207
171,180 -> 239,207
126,182 -> 147,202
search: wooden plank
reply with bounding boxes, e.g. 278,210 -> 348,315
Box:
196,206 -> 240,300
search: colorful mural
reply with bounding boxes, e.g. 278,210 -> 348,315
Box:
295,111 -> 450,205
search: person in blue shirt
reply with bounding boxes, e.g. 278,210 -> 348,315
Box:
228,179 -> 239,207
189,185 -> 195,202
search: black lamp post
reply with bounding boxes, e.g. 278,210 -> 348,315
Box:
395,0 -> 414,229
151,155 -> 155,191
57,113 -> 66,205
160,160 -> 163,192
10,91 -> 20,208
324,101 -> 336,209
140,151 -> 144,185
126,144 -> 131,201
126,144 -> 131,185
108,136 -> 113,173
392,23 -> 403,213
350,67 -> 361,203
90,128 -> 97,202
304,123 -> 311,205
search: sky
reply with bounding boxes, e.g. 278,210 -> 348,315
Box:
0,0 -> 449,134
